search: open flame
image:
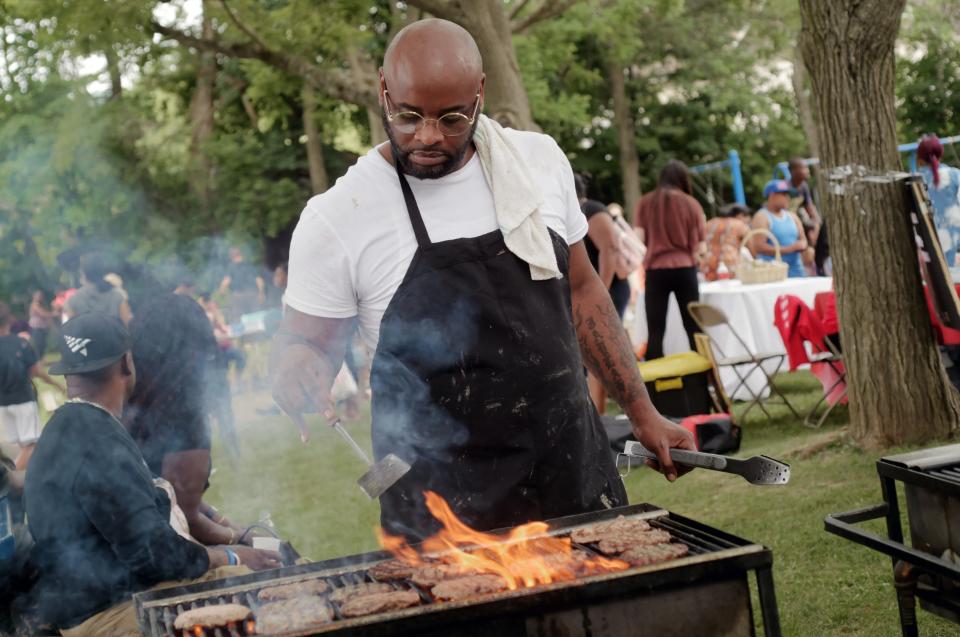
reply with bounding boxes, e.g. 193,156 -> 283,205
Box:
377,491 -> 629,590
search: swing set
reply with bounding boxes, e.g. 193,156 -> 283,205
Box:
689,150 -> 747,217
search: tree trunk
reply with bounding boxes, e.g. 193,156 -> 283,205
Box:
791,45 -> 820,162
301,83 -> 329,194
799,0 -> 960,447
607,58 -> 641,219
104,47 -> 122,100
408,0 -> 539,131
367,106 -> 388,146
188,0 -> 216,206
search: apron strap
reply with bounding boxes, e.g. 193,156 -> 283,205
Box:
392,151 -> 432,247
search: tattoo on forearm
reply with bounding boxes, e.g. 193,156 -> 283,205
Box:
575,300 -> 645,406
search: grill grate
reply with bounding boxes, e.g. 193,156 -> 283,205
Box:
135,504 -> 773,637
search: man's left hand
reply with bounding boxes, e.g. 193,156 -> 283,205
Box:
632,415 -> 696,482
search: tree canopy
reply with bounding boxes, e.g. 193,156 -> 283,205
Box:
1,0 -> 959,310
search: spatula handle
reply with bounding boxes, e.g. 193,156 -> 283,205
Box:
332,420 -> 373,467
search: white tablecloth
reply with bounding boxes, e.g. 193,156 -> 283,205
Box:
651,277 -> 834,400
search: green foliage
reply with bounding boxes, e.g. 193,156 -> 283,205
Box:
897,33 -> 960,143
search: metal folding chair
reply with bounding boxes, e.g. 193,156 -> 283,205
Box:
687,301 -> 801,421
802,337 -> 846,428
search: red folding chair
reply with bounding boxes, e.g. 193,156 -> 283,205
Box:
774,295 -> 847,428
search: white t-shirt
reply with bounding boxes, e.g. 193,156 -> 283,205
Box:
285,128 -> 587,351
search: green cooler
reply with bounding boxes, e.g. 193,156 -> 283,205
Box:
637,351 -> 713,418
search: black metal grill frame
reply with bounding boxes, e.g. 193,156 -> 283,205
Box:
136,503 -> 780,637
826,452 -> 960,637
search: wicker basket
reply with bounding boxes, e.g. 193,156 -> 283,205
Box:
737,228 -> 789,284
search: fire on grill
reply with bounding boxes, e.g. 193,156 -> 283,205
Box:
135,501 -> 782,637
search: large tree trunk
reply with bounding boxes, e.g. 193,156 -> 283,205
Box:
188,0 -> 216,206
791,45 -> 820,161
301,83 -> 329,194
607,58 -> 641,219
408,0 -> 539,131
799,0 -> 960,447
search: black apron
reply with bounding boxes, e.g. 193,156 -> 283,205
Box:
369,157 -> 627,541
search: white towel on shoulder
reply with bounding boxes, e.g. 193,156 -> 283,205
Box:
473,115 -> 561,280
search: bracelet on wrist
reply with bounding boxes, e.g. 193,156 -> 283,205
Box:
224,548 -> 239,566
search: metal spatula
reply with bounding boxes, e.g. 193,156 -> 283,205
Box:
621,441 -> 790,486
289,413 -> 411,498
331,420 -> 412,499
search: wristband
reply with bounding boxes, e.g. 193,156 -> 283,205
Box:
224,548 -> 239,566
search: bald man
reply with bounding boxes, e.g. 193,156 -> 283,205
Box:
271,19 -> 693,540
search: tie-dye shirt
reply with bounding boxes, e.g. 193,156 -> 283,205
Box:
920,164 -> 960,267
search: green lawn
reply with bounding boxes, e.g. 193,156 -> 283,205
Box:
205,373 -> 957,636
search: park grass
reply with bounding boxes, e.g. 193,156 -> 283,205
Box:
205,373 -> 958,636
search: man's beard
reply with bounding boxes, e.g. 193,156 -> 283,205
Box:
382,111 -> 477,179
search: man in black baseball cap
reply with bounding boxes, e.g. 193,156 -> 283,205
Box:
25,313 -> 279,636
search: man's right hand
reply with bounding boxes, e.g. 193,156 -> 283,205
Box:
270,341 -> 337,442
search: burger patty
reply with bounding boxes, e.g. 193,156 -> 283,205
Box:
257,578 -> 329,601
339,589 -> 421,618
596,528 -> 673,556
173,603 -> 251,630
431,574 -> 509,602
410,563 -> 478,588
328,582 -> 395,605
619,542 -> 690,566
570,516 -> 651,544
369,559 -> 417,581
255,597 -> 333,634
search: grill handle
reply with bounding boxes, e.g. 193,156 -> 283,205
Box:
824,504 -> 960,581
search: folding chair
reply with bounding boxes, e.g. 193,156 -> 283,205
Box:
773,294 -> 847,428
693,332 -> 734,418
687,301 -> 801,421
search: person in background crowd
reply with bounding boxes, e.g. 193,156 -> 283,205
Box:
575,175 -> 632,318
64,254 -> 133,325
786,157 -> 821,232
104,273 -> 129,300
218,247 -> 265,321
26,313 -> 279,637
786,157 -> 823,276
752,179 -> 807,278
268,262 -> 288,307
124,294 -> 244,542
917,135 -> 960,267
575,175 -> 634,413
28,290 -> 57,356
173,275 -> 197,298
634,160 -> 706,359
0,302 -> 64,470
701,203 -> 752,281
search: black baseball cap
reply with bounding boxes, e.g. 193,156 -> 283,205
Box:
50,313 -> 132,376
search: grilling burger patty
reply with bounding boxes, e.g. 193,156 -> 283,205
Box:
339,589 -> 421,618
173,603 -> 252,630
257,578 -> 329,601
255,596 -> 334,634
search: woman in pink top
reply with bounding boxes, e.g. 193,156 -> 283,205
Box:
635,160 -> 706,359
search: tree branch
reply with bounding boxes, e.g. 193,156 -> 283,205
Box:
218,0 -> 270,52
509,0 -> 534,21
511,0 -> 579,34
403,0 -> 463,22
149,21 -> 378,110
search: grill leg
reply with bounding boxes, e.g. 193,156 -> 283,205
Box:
755,565 -> 782,637
894,561 -> 919,637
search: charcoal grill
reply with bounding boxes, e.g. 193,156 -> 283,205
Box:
135,503 -> 781,637
826,443 -> 960,637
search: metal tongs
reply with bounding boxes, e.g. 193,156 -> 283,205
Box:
619,441 -> 790,486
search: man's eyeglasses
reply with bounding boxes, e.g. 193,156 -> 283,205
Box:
383,88 -> 481,137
